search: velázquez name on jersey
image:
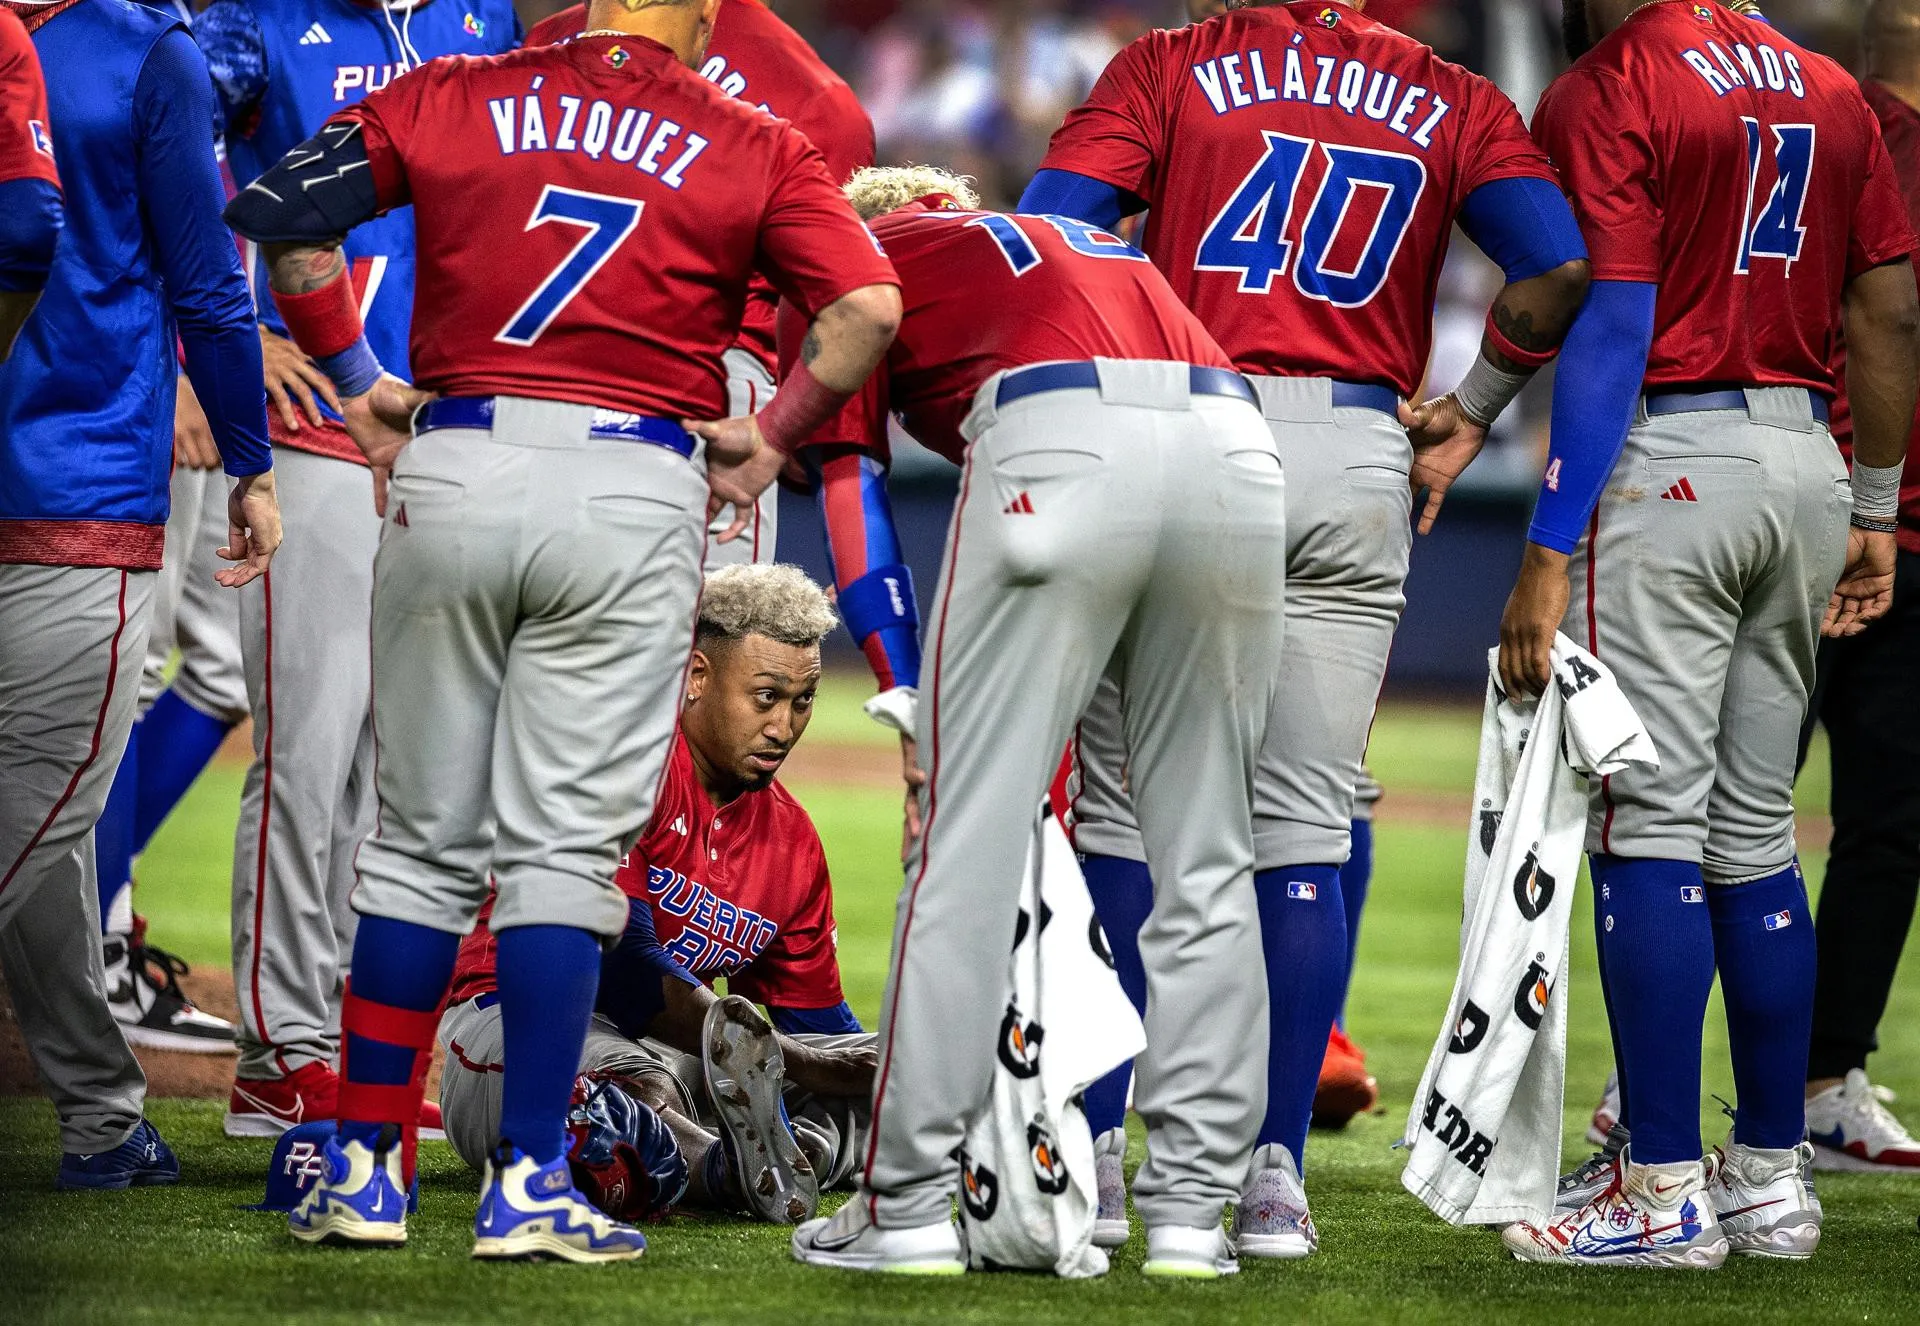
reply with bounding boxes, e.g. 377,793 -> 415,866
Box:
1189,38 -> 1453,149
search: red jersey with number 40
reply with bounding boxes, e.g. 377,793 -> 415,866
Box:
1532,2 -> 1916,394
1037,1 -> 1557,396
335,34 -> 895,420
529,0 -> 875,374
0,7 -> 57,190
780,199 -> 1234,464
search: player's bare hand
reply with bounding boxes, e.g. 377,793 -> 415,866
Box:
173,374 -> 220,470
691,414 -> 785,541
342,374 -> 433,515
1400,392 -> 1489,535
218,469 -> 282,588
900,735 -> 926,862
783,1039 -> 878,1099
1498,543 -> 1570,700
1823,527 -> 1896,637
259,325 -> 341,433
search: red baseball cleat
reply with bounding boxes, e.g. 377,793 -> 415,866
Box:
226,1060 -> 444,1139
1311,1026 -> 1379,1129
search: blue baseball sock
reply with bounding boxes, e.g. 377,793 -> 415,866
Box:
1254,863 -> 1347,1170
1080,853 -> 1153,1138
496,924 -> 602,1164
1593,925 -> 1631,1133
1708,862 -> 1816,1150
95,721 -> 141,936
132,689 -> 236,854
1336,818 -> 1373,1026
1590,854 -> 1716,1164
339,914 -> 459,1146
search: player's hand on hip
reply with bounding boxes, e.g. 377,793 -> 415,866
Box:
1498,543 -> 1570,700
1823,527 -> 1897,637
342,374 -> 434,516
173,373 -> 221,470
899,735 -> 926,862
690,414 -> 785,541
258,325 -> 342,433
1400,392 -> 1489,535
218,469 -> 282,588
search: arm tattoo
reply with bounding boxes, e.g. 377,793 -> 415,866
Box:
801,326 -> 823,366
1492,303 -> 1553,353
265,241 -> 346,295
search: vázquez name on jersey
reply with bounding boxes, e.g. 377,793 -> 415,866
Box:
1189,35 -> 1452,149
488,77 -> 711,188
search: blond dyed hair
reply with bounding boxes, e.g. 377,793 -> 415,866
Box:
697,564 -> 838,650
844,165 -> 981,221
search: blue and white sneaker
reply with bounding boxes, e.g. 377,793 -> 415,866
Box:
288,1127 -> 408,1247
1504,1151 -> 1728,1269
58,1118 -> 180,1191
472,1142 -> 647,1263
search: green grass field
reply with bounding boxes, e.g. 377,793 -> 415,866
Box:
5,684 -> 1917,1324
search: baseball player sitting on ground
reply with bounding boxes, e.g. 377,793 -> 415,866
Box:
437,564 -> 877,1224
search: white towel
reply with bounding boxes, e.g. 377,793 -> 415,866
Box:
958,804 -> 1147,1277
1401,635 -> 1657,1226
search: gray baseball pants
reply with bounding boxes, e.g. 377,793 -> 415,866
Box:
139,464 -> 247,720
1068,376 -> 1411,872
0,565 -> 154,1150
350,398 -> 709,943
704,348 -> 780,569
1567,390 -> 1850,880
439,996 -> 872,1187
863,362 -> 1288,1231
229,447 -> 381,1080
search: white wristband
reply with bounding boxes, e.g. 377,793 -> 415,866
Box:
1850,459 -> 1903,520
1449,352 -> 1533,428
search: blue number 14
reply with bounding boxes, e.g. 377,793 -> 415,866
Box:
1737,120 -> 1815,274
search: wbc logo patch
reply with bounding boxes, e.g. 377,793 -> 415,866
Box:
463,11 -> 485,37
1764,910 -> 1793,931
29,119 -> 52,158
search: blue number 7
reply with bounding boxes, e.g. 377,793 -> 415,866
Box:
496,186 -> 646,346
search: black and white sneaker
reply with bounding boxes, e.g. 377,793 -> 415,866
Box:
104,935 -> 236,1054
1555,1121 -> 1629,1210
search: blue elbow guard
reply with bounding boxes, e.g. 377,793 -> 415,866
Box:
1457,176 -> 1588,283
840,562 -> 921,690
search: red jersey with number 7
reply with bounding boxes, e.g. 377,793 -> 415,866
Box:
1036,0 -> 1558,396
332,34 -> 896,420
0,7 -> 58,191
1532,2 -> 1916,394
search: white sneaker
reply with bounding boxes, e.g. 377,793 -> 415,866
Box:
1142,1224 -> 1238,1278
791,1196 -> 963,1274
1233,1143 -> 1317,1259
1092,1128 -> 1130,1249
1503,1151 -> 1728,1269
105,935 -> 236,1054
1588,1069 -> 1621,1148
1805,1069 -> 1920,1173
1707,1138 -> 1822,1259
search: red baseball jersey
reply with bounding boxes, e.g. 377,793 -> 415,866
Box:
0,6 -> 57,190
1036,1 -> 1557,396
778,199 -> 1234,464
1533,3 -> 1916,396
450,733 -> 845,1011
1830,78 -> 1920,551
334,34 -> 895,421
529,0 -> 875,375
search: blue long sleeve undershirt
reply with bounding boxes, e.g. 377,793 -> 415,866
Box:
0,177 -> 62,292
138,29 -> 271,476
1527,280 -> 1658,554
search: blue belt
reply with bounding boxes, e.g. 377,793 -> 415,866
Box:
1644,387 -> 1830,426
1328,381 -> 1401,415
415,396 -> 696,457
472,991 -> 499,1011
995,361 -> 1256,409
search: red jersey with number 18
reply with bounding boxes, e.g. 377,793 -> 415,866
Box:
1037,1 -> 1558,396
0,7 -> 57,191
333,34 -> 896,421
1532,2 -> 1915,393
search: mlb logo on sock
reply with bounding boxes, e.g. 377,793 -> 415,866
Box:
1287,881 -> 1318,901
1764,910 -> 1792,931
1680,886 -> 1705,903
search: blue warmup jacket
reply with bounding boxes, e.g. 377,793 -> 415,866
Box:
0,0 -> 270,569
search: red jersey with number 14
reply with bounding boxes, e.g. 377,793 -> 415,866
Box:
1037,1 -> 1557,396
334,34 -> 895,420
529,0 -> 875,374
0,7 -> 57,191
1532,2 -> 1915,393
780,199 -> 1233,464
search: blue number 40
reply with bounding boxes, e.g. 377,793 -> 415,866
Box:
1737,120 -> 1815,274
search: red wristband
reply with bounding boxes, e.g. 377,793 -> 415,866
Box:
1484,309 -> 1560,371
273,267 -> 366,359
757,356 -> 855,456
